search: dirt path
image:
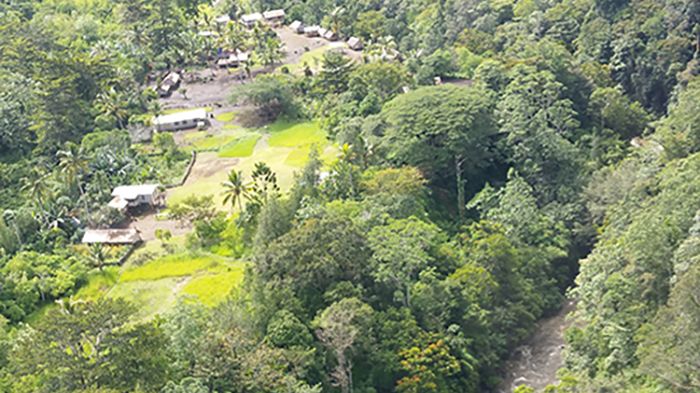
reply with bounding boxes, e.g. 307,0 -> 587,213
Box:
129,212 -> 191,242
497,299 -> 576,392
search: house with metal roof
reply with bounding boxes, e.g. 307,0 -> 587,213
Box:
263,9 -> 285,25
348,37 -> 363,51
152,109 -> 212,132
241,12 -> 263,27
108,184 -> 162,211
290,20 -> 304,33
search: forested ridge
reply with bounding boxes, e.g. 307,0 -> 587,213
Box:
0,0 -> 698,392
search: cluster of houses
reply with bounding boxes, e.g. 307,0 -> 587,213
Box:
214,9 -> 286,29
212,9 -> 285,69
82,185 -> 165,246
289,20 -> 363,51
216,50 -> 249,68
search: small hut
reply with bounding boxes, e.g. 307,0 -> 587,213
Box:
323,29 -> 338,41
108,184 -> 162,211
304,25 -> 320,37
347,37 -> 363,51
263,9 -> 285,25
290,20 -> 304,33
241,12 -> 263,28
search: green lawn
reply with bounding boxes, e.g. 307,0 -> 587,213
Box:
108,278 -> 181,320
120,252 -> 220,282
268,121 -> 326,147
215,111 -> 236,123
190,134 -> 240,152
218,134 -> 261,158
182,264 -> 246,306
75,267 -> 120,300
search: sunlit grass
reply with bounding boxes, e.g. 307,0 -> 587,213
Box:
215,111 -> 236,122
108,278 -> 180,320
268,121 -> 326,147
75,267 -> 120,300
218,134 -> 261,158
181,263 -> 247,306
120,253 -> 220,282
190,134 -> 240,151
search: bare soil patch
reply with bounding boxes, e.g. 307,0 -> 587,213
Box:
185,152 -> 239,183
129,213 -> 191,242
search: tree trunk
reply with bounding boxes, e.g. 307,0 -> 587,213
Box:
455,154 -> 466,221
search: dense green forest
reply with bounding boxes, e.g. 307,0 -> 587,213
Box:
0,0 -> 698,392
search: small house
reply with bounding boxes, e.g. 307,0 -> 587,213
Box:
153,109 -> 212,132
241,12 -> 263,28
304,25 -> 320,37
82,229 -> 142,245
215,15 -> 231,25
217,53 -> 239,68
318,27 -> 328,38
323,29 -> 338,41
263,9 -> 285,25
347,37 -> 363,51
289,20 -> 304,33
236,51 -> 249,63
109,184 -> 162,211
157,72 -> 181,97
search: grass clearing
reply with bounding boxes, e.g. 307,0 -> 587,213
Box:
75,267 -> 120,300
108,278 -> 180,319
182,263 -> 246,306
120,253 -> 220,282
218,134 -> 261,158
215,111 -> 236,122
190,134 -> 239,151
268,121 -> 326,147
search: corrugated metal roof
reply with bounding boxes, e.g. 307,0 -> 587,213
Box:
153,109 -> 209,126
263,9 -> 285,19
111,184 -> 159,200
241,13 -> 263,23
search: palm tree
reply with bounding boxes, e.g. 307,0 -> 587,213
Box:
57,143 -> 90,218
258,37 -> 283,67
330,6 -> 346,36
21,170 -> 51,209
222,169 -> 248,212
87,243 -> 107,271
57,143 -> 88,197
95,87 -> 129,129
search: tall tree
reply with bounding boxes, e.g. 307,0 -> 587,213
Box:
368,84 -> 497,219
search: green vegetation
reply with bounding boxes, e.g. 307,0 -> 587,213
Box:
214,111 -> 236,123
181,265 -> 246,306
268,121 -> 326,147
120,253 -> 220,282
218,134 -> 261,157
0,0 -> 698,392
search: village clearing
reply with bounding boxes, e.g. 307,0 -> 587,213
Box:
69,30 -> 351,317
